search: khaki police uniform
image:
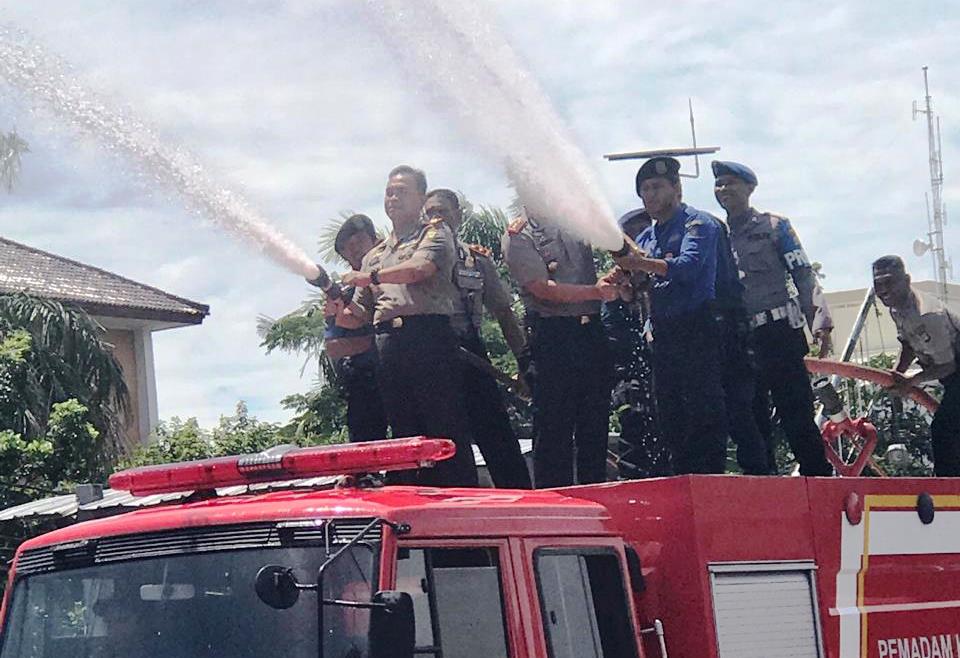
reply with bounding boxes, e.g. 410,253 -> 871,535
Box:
358,219 -> 478,487
502,215 -> 611,488
890,290 -> 960,476
450,241 -> 531,489
728,209 -> 833,475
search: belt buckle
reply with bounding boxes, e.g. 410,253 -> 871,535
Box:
391,317 -> 403,329
580,315 -> 590,325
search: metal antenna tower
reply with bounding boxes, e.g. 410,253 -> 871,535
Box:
912,66 -> 952,302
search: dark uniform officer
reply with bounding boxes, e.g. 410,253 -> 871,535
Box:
628,156 -> 728,474
345,166 -> 478,487
713,160 -> 833,476
502,208 -> 616,488
424,189 -> 532,489
326,214 -> 388,443
604,209 -> 667,479
874,255 -> 960,476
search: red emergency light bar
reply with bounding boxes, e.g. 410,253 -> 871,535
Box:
108,437 -> 456,496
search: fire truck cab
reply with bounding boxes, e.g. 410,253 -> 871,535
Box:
1,439 -> 959,658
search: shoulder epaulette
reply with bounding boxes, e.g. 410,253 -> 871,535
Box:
467,244 -> 492,258
426,217 -> 445,228
507,217 -> 527,235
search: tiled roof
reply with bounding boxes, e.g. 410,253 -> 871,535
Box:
0,237 -> 208,325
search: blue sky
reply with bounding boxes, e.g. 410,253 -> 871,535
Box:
0,1 -> 957,426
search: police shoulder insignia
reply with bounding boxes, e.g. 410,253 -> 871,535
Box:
427,217 -> 445,227
468,243 -> 492,258
507,217 -> 527,235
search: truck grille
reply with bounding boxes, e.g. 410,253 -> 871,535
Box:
15,518 -> 381,576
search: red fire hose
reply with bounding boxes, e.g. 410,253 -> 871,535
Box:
803,358 -> 939,476
803,358 -> 940,413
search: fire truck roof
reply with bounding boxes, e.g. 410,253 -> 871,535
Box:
18,484 -> 614,552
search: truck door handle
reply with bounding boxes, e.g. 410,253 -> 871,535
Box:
640,619 -> 668,658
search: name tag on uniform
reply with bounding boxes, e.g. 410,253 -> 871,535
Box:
455,266 -> 484,290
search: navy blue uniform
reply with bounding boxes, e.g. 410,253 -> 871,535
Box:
636,204 -> 728,474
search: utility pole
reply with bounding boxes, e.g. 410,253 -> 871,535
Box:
912,67 -> 952,302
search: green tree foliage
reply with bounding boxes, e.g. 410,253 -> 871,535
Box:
0,294 -> 128,450
0,129 -> 29,192
0,398 -> 104,578
0,293 -> 128,568
120,401 -> 347,469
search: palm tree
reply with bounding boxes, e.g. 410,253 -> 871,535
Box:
0,293 -> 129,454
0,130 -> 29,192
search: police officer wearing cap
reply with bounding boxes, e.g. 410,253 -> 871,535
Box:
324,214 -> 389,443
874,255 -> 960,476
624,156 -> 729,474
603,209 -> 668,478
423,188 -> 532,489
712,160 -> 833,476
502,207 -> 617,487
343,165 -> 478,487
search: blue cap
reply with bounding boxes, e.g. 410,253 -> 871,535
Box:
636,157 -> 681,194
711,160 -> 758,186
618,208 -> 651,229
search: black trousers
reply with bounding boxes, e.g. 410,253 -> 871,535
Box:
459,330 -> 532,489
651,306 -> 728,475
751,320 -> 832,476
529,315 -> 612,488
718,309 -> 771,475
337,350 -> 389,443
932,372 -> 960,476
375,315 -> 478,487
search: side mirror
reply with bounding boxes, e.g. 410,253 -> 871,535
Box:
369,591 -> 414,658
255,565 -> 301,609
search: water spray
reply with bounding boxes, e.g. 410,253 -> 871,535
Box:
366,1 -> 622,250
0,24 -> 320,281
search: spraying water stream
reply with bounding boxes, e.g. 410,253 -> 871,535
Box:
366,0 -> 623,250
0,25 -> 321,280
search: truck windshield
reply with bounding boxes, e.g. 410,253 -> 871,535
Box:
0,542 -> 377,658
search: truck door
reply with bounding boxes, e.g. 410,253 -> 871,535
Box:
392,540 -> 525,658
522,539 -> 641,658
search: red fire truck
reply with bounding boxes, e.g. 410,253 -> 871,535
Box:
1,436 -> 958,658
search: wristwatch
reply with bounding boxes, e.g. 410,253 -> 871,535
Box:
369,269 -> 381,285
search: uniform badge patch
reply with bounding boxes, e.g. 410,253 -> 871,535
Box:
507,217 -> 527,235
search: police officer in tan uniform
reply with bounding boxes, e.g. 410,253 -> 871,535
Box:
712,161 -> 833,475
423,189 -> 532,488
502,208 -> 617,487
874,255 -> 960,476
343,165 -> 477,486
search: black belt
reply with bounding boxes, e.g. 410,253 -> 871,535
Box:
535,314 -> 600,327
374,314 -> 448,334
